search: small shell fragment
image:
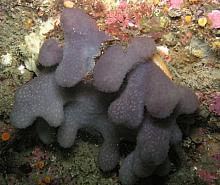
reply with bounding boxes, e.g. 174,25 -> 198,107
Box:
152,53 -> 173,80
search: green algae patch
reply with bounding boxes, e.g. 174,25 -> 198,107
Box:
0,66 -> 33,119
1,138 -> 120,185
168,167 -> 207,185
0,0 -> 60,119
57,139 -> 120,185
0,0 -> 38,119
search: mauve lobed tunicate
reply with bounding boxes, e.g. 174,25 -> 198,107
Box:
55,8 -> 111,87
177,86 -> 199,115
108,62 -> 149,128
119,116 -> 181,185
57,85 -> 120,172
35,118 -> 57,144
93,37 -> 156,92
10,7 -> 199,185
10,71 -> 65,128
142,62 -> 180,118
39,38 -> 63,67
108,61 -> 198,130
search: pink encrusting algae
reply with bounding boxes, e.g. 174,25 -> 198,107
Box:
169,0 -> 184,9
207,10 -> 220,28
209,92 -> 220,116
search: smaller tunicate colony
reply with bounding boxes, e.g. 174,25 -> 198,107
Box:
10,8 -> 198,185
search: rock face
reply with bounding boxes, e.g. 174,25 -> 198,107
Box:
10,8 -> 199,185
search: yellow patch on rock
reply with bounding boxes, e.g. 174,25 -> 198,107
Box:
64,1 -> 74,8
